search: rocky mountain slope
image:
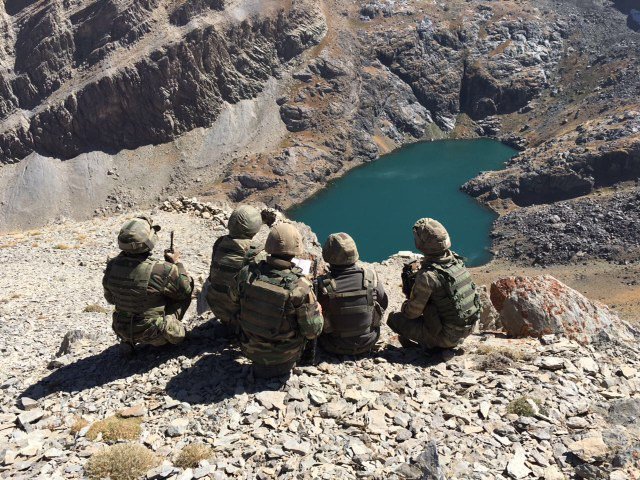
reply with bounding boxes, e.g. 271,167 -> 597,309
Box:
0,0 -> 638,270
0,206 -> 639,479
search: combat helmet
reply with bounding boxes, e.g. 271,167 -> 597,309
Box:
322,232 -> 359,266
228,205 -> 262,239
413,218 -> 451,256
118,216 -> 161,254
265,223 -> 303,257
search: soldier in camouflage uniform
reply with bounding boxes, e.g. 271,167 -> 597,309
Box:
388,218 -> 480,350
316,233 -> 388,355
206,205 -> 266,335
233,223 -> 323,378
103,216 -> 194,348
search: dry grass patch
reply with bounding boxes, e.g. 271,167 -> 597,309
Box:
86,443 -> 158,480
83,303 -> 108,314
476,344 -> 536,362
86,415 -> 142,442
53,243 -> 73,250
70,416 -> 89,435
477,351 -> 513,371
175,443 -> 213,469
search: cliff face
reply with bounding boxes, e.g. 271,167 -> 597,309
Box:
0,0 -> 639,267
0,0 -> 326,163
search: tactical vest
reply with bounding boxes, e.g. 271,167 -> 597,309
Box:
104,255 -> 166,319
319,268 -> 381,338
239,263 -> 301,343
426,254 -> 480,327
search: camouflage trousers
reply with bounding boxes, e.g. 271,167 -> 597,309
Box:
387,305 -> 474,349
318,328 -> 380,356
113,298 -> 191,347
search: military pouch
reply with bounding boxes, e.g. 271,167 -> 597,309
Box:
296,304 -> 323,338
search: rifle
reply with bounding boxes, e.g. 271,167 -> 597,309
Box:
169,231 -> 175,254
300,255 -> 319,366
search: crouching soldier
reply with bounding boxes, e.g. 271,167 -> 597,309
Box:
206,205 -> 265,335
388,218 -> 480,350
316,233 -> 388,355
103,216 -> 194,348
233,223 -> 323,378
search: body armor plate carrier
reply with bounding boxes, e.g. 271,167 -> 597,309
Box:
426,254 -> 480,329
320,269 -> 381,338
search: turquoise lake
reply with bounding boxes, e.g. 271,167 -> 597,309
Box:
288,139 -> 516,266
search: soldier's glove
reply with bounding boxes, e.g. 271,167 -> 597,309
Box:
164,249 -> 181,264
401,260 -> 419,299
261,209 -> 278,227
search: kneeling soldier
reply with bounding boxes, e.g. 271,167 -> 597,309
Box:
206,205 -> 264,335
234,223 -> 323,378
388,218 -> 480,350
103,216 -> 194,348
317,233 -> 388,355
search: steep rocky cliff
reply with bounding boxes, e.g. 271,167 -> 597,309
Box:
0,0 -> 326,163
0,0 -> 639,268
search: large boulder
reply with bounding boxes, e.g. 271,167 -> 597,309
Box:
490,275 -> 634,344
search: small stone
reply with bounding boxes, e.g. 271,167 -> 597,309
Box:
308,391 -> 328,406
618,366 -> 637,379
543,465 -> 565,480
255,391 -> 287,411
537,357 -> 565,371
1,448 -> 18,465
566,416 -> 589,429
393,412 -> 411,428
165,418 -> 189,437
506,445 -> 532,479
119,404 -> 147,418
366,410 -> 387,435
283,439 -> 311,455
578,357 -> 599,374
43,448 -> 63,459
479,401 -> 491,419
17,410 -> 44,429
19,397 -> 38,411
568,436 -> 609,463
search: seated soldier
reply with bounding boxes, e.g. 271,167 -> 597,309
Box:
233,223 -> 323,378
388,218 -> 480,350
103,216 -> 194,349
316,233 -> 388,355
206,205 -> 265,335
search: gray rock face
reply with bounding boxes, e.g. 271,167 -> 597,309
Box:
0,0 -> 326,163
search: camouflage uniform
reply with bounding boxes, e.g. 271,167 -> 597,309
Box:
233,223 -> 323,378
316,233 -> 388,355
388,219 -> 480,349
103,216 -> 194,347
206,206 -> 264,332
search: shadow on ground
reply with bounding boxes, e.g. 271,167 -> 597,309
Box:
20,319 -> 234,401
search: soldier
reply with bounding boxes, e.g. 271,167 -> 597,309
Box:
316,233 -> 388,355
387,218 -> 480,350
103,216 -> 194,349
206,205 -> 265,335
233,223 -> 323,378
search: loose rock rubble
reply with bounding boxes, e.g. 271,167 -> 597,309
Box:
0,209 -> 638,479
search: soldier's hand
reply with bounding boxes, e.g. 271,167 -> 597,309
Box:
261,208 -> 278,227
164,249 -> 181,264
